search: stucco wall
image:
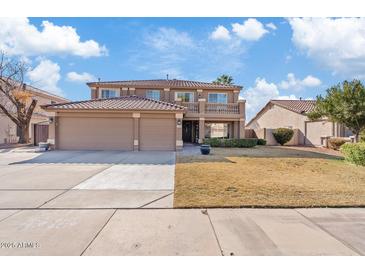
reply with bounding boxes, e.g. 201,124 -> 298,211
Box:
0,114 -> 17,143
248,104 -> 308,145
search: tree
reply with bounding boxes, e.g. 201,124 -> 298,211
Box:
213,74 -> 234,85
0,52 -> 37,143
307,80 -> 365,142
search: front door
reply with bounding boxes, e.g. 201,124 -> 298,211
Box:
182,121 -> 192,143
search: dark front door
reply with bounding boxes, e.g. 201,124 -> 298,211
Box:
34,124 -> 49,145
182,121 -> 192,143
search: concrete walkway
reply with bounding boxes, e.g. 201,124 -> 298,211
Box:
0,208 -> 364,255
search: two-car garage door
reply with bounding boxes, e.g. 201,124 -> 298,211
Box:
57,115 -> 176,151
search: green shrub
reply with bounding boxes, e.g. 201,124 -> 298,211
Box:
328,137 -> 349,150
340,142 -> 365,166
204,138 -> 257,148
257,138 -> 267,145
272,128 -> 294,145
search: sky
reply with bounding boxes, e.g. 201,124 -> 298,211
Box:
1,17 -> 365,120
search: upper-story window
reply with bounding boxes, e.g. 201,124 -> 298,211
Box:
175,92 -> 194,102
208,93 -> 228,103
146,90 -> 160,100
101,89 -> 117,99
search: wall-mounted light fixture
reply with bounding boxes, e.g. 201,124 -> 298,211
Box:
177,119 -> 182,126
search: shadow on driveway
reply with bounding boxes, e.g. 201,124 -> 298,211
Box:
10,150 -> 176,165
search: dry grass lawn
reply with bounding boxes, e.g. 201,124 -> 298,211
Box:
174,146 -> 365,208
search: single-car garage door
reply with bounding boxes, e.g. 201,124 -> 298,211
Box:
139,117 -> 176,151
58,117 -> 134,150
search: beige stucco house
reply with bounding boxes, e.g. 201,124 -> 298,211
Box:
0,84 -> 69,145
246,100 -> 352,146
42,79 -> 245,151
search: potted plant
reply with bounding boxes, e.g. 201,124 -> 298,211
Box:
200,144 -> 211,155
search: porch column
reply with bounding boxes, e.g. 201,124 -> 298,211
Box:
176,113 -> 183,150
198,98 -> 206,114
129,87 -> 135,96
239,118 -> 245,139
48,115 -> 57,149
54,116 -> 59,150
198,118 -> 205,144
233,121 -> 239,138
133,113 -> 140,151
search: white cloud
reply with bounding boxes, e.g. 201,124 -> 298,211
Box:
0,18 -> 107,58
242,78 -> 297,120
279,73 -> 321,91
66,72 -> 96,83
232,18 -> 269,41
27,59 -> 62,95
145,27 -> 194,50
266,22 -> 277,30
288,17 -> 365,78
210,25 -> 231,40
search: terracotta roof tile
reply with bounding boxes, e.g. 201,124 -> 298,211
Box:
42,95 -> 185,112
271,100 -> 316,114
246,99 -> 317,126
87,79 -> 242,90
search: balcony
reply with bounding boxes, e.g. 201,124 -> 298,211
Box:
205,103 -> 239,114
179,100 -> 245,119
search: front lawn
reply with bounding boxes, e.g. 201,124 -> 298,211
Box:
174,146 -> 365,208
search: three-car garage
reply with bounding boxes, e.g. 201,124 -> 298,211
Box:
43,96 -> 184,151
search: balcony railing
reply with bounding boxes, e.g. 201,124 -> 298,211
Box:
181,102 -> 199,113
205,103 -> 240,114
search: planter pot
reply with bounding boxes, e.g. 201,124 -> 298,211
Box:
200,144 -> 211,155
38,142 -> 49,151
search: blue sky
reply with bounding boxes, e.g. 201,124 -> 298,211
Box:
1,17 -> 364,119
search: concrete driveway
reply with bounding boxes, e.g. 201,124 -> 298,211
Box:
0,149 -> 175,209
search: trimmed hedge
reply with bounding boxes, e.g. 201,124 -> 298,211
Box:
328,137 -> 349,150
204,138 -> 258,148
257,138 -> 267,145
272,128 -> 294,145
340,142 -> 365,166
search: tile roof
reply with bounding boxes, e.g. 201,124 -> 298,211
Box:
246,99 -> 317,126
270,100 -> 316,114
42,95 -> 185,112
87,79 -> 242,90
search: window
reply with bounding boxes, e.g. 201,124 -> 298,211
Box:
146,90 -> 160,100
175,92 -> 194,102
101,89 -> 117,99
205,123 -> 230,138
208,93 -> 228,103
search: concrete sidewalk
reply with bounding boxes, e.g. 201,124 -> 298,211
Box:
0,208 -> 363,256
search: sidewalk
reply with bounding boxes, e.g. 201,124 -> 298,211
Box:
0,208 -> 363,256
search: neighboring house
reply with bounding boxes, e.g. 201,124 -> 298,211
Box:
246,100 -> 352,146
42,79 -> 245,151
0,84 -> 69,145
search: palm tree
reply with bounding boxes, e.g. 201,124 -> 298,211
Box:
213,74 -> 234,85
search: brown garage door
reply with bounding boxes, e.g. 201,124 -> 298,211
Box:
58,117 -> 133,150
139,117 -> 175,151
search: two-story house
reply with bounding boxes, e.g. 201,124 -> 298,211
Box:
42,79 -> 245,151
0,83 -> 69,145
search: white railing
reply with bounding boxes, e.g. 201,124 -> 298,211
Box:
181,102 -> 199,113
205,103 -> 239,114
